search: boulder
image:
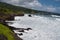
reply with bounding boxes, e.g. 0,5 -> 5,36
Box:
13,33 -> 23,40
25,28 -> 32,31
18,29 -> 24,32
18,33 -> 23,36
15,14 -> 24,16
0,34 -> 7,40
28,15 -> 32,17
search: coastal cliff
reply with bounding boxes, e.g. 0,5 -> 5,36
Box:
0,23 -> 23,40
0,2 -> 60,40
0,11 -> 24,40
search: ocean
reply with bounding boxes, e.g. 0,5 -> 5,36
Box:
6,14 -> 60,40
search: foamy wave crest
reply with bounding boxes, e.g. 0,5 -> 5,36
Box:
6,14 -> 60,40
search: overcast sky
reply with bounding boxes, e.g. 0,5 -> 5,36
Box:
0,0 -> 60,13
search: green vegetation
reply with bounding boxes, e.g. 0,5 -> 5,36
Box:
0,24 -> 15,40
0,2 -> 59,15
0,2 -> 37,14
0,2 -> 60,40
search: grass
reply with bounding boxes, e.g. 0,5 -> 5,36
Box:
0,24 -> 15,40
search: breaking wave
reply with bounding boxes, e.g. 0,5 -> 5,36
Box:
6,14 -> 60,40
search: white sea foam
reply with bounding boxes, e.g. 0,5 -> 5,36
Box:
7,14 -> 60,40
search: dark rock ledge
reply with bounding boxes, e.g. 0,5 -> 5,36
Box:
0,13 -> 32,40
1,21 -> 32,40
0,34 -> 7,40
0,22 -> 23,40
0,13 -> 24,40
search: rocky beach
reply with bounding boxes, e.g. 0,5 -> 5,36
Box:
0,1 -> 60,40
0,13 -> 25,40
5,14 -> 60,40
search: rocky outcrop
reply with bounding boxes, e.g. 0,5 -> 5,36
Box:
13,33 -> 23,40
0,12 -> 24,21
25,28 -> 32,31
0,33 -> 23,40
0,12 -> 26,40
0,24 -> 23,40
0,34 -> 7,40
18,33 -> 23,36
28,14 -> 32,17
0,20 -> 23,40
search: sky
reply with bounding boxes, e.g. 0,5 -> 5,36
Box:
0,0 -> 60,13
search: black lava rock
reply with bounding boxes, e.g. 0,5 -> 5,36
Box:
25,28 -> 32,31
18,33 -> 23,36
28,15 -> 32,17
0,34 -> 7,40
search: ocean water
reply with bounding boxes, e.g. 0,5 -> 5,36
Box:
6,14 -> 60,40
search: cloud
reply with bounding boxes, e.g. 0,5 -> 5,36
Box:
1,0 -> 34,5
20,0 -> 42,8
1,0 -> 60,13
54,0 -> 60,1
46,7 -> 56,12
17,0 -> 56,12
44,6 -> 56,12
0,0 -> 2,1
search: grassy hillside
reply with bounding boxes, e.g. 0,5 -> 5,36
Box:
0,2 -> 60,15
0,2 -> 60,40
0,2 -> 38,14
0,24 -> 15,40
0,2 -> 24,40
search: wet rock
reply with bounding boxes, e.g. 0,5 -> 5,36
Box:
18,33 -> 23,36
14,33 -> 23,40
28,15 -> 32,17
0,34 -> 7,40
18,28 -> 32,32
14,14 -> 24,16
25,28 -> 32,31
18,29 -> 24,32
18,14 -> 24,16
7,16 -> 14,21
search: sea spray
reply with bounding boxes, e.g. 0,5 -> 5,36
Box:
6,14 -> 60,40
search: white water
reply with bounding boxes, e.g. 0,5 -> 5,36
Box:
7,14 -> 60,40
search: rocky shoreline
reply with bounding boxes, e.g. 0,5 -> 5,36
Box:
0,20 -> 32,40
0,13 -> 24,40
0,21 -> 23,40
0,13 -> 33,40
